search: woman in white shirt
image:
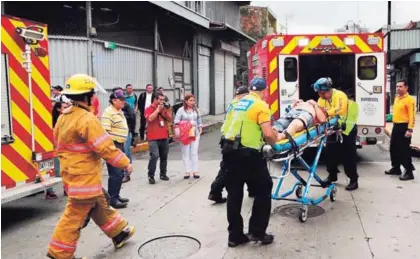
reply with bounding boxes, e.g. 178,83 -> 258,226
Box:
174,94 -> 203,179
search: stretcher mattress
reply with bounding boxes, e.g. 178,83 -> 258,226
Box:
273,117 -> 339,152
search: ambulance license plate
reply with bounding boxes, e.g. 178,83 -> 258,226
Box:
39,159 -> 54,172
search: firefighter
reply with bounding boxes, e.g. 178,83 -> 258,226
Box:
222,77 -> 279,247
314,77 -> 359,191
385,79 -> 416,180
47,74 -> 135,259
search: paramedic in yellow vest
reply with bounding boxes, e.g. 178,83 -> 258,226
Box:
385,79 -> 416,181
47,74 -> 135,259
314,77 -> 359,191
208,86 -> 252,204
222,77 -> 279,247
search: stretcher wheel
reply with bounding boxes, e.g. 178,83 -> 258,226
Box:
299,205 -> 308,222
329,186 -> 337,202
295,185 -> 303,198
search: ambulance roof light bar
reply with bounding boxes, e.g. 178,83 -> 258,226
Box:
344,37 -> 355,45
298,38 -> 309,46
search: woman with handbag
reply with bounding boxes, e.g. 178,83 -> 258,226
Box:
174,94 -> 203,179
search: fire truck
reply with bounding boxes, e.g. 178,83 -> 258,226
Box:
248,33 -> 386,148
1,15 -> 61,204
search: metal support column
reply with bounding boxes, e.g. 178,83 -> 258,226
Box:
153,17 -> 158,90
86,1 -> 93,76
192,34 -> 198,96
387,1 -> 392,113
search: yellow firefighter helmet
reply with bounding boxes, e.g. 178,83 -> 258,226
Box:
62,74 -> 103,95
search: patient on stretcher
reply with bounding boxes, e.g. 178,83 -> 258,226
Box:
273,99 -> 328,142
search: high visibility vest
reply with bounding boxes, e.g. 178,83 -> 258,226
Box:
341,99 -> 359,136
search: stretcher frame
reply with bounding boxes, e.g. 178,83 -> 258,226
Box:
265,121 -> 342,223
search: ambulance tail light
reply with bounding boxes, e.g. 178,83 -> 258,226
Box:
344,37 -> 355,45
375,127 -> 382,134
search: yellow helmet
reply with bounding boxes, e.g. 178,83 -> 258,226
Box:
62,74 -> 97,95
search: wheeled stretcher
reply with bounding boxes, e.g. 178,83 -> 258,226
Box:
262,116 -> 342,222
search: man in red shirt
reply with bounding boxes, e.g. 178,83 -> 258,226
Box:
144,93 -> 172,184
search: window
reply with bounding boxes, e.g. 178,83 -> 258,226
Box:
1,53 -> 13,144
185,1 -> 205,15
284,57 -> 298,82
357,56 -> 377,80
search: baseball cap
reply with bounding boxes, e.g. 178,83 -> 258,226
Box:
110,89 -> 126,100
52,85 -> 63,91
235,86 -> 249,95
249,77 -> 267,91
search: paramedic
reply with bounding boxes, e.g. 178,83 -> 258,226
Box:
222,77 -> 279,247
208,86 -> 252,204
47,74 -> 135,259
385,79 -> 416,180
314,77 -> 359,191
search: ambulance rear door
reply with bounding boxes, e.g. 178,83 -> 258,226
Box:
279,54 -> 299,118
355,52 -> 385,126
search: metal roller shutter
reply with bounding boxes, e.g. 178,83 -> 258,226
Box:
214,50 -> 225,114
224,53 -> 235,109
198,46 -> 210,116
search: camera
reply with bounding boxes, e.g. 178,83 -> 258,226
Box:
163,102 -> 171,108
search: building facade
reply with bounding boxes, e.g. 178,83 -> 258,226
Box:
2,1 -> 253,118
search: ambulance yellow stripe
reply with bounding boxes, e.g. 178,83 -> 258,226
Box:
11,102 -> 53,151
354,35 -> 372,53
270,78 -> 278,96
2,28 -> 51,98
10,135 -> 35,167
9,68 -> 52,126
269,57 -> 277,74
330,36 -> 352,53
10,19 -> 50,70
270,100 -> 279,115
301,36 -> 323,53
1,155 -> 30,182
280,36 -> 298,54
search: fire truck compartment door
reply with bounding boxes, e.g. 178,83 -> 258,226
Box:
278,54 -> 299,118
355,52 -> 385,127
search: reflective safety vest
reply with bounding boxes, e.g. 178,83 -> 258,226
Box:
54,105 -> 130,199
341,99 -> 359,136
221,98 -> 239,135
224,92 -> 271,150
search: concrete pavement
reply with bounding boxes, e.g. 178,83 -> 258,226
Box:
2,130 -> 420,259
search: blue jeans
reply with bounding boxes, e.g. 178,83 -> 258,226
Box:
107,141 -> 125,204
123,133 -> 133,176
47,157 -> 61,193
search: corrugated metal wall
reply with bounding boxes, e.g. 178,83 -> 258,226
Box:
92,41 -> 153,90
49,36 -> 89,86
390,29 -> 420,50
205,2 -> 240,31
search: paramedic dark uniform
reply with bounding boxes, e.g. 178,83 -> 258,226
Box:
386,93 -> 416,180
222,92 -> 273,244
318,89 -> 359,188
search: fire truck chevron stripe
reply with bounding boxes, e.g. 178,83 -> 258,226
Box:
353,35 -> 372,53
1,153 -> 30,182
280,36 -> 298,54
269,57 -> 277,74
1,170 -> 16,189
330,36 -> 352,52
270,99 -> 279,115
270,78 -> 278,95
2,144 -> 37,182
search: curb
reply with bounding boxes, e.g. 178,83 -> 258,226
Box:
131,121 -> 223,154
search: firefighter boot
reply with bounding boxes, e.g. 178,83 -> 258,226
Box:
113,226 -> 136,249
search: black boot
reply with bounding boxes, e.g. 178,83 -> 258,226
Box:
345,179 -> 358,191
111,200 -> 127,209
323,174 -> 338,185
246,233 -> 274,245
385,167 -> 402,175
228,234 -> 249,247
118,197 -> 129,203
399,170 -> 414,181
160,175 -> 169,181
208,193 -> 227,204
113,226 -> 136,249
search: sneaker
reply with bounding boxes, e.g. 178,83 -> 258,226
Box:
148,177 -> 156,184
113,226 -> 136,249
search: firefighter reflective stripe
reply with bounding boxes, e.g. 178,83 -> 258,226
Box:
100,214 -> 123,232
49,239 -> 77,252
108,151 -> 125,167
56,133 -> 111,153
64,184 -> 103,196
89,133 -> 110,150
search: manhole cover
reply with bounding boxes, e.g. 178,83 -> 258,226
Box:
138,235 -> 201,259
273,204 -> 325,218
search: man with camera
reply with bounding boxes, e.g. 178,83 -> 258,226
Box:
314,77 -> 359,191
144,93 -> 172,184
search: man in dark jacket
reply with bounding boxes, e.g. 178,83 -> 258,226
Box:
112,87 -> 136,183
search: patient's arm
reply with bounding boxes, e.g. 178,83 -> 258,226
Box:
291,99 -> 304,108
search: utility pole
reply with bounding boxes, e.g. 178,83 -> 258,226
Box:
387,0 -> 392,114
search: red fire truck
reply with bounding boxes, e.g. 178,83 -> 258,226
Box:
248,33 -> 386,148
1,15 -> 61,204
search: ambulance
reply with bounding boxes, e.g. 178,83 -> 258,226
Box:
248,33 -> 386,148
1,15 -> 61,204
